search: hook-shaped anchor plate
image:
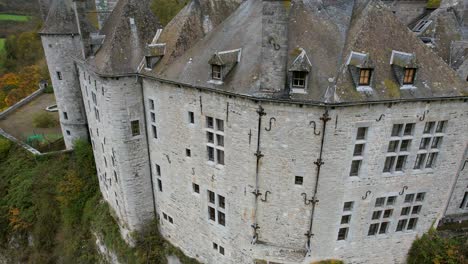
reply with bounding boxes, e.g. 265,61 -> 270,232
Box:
265,117 -> 276,131
309,121 -> 321,136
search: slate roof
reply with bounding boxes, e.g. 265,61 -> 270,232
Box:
40,0 -> 79,35
141,0 -> 467,104
86,0 -> 161,75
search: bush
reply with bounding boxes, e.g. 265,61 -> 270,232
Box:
43,85 -> 53,94
32,112 -> 57,128
427,0 -> 441,9
408,229 -> 467,264
0,137 -> 12,159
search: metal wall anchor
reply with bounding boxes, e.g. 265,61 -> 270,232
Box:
309,121 -> 321,136
301,193 -> 315,205
399,186 -> 408,196
376,114 -> 385,122
362,190 -> 372,200
265,117 -> 276,131
418,110 -> 429,121
260,191 -> 271,202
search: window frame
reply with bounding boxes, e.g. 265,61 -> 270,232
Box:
212,65 -> 222,80
291,71 -> 307,89
403,68 -> 416,85
358,68 -> 372,86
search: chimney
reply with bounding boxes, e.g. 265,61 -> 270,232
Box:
260,0 -> 291,93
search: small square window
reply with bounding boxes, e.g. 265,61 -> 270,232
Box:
372,210 -> 382,220
208,207 -> 216,221
150,112 -> 156,123
431,137 -> 442,149
405,194 -> 415,203
401,206 -> 411,216
186,148 -> 191,157
149,99 -> 154,110
349,160 -> 361,176
207,146 -> 215,161
415,192 -> 425,202
419,137 -> 431,150
163,213 -> 168,220
208,190 -> 215,203
414,153 -> 427,169
157,179 -> 162,192
424,122 -> 435,134
216,119 -> 224,132
403,68 -> 416,85
57,71 -> 62,80
192,183 -> 200,193
217,149 -> 225,165
400,140 -> 411,151
218,211 -> 225,226
343,201 -> 354,212
403,123 -> 415,136
356,127 -> 368,140
206,117 -> 214,129
152,125 -> 158,139
213,243 -> 218,250
218,195 -> 225,209
188,112 -> 194,124
425,152 -> 437,168
383,156 -> 396,173
207,132 -> 214,143
131,120 -> 140,136
407,218 -> 418,230
168,216 -> 173,224
292,71 -> 307,88
395,155 -> 407,171
375,197 -> 386,207
216,135 -> 224,147
396,219 -> 408,232
383,209 -> 393,218
295,176 -> 304,185
388,141 -> 399,152
63,112 -> 68,120
368,223 -> 379,236
341,215 -> 351,224
337,227 -> 348,240
353,144 -> 365,156
412,205 -> 421,215
359,69 -> 372,86
212,65 -> 222,80
387,196 -> 397,206
155,164 -> 161,176
379,222 -> 389,234
66,130 -> 71,136
219,246 -> 225,255
391,124 -> 403,137
436,121 -> 446,133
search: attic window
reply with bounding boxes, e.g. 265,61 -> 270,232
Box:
413,20 -> 431,33
212,65 -> 222,80
292,71 -> 307,88
403,68 -> 416,85
359,69 -> 372,86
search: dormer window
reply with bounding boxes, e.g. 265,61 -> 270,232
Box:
359,69 -> 372,86
390,51 -> 418,89
288,48 -> 312,94
292,71 -> 307,88
208,48 -> 242,84
403,68 -> 416,85
212,65 -> 222,80
347,51 -> 374,92
144,42 -> 166,70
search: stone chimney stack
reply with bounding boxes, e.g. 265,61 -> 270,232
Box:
260,0 -> 291,93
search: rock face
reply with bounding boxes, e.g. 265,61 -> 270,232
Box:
40,0 -> 468,263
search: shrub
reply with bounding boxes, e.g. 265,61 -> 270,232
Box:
32,112 -> 57,128
0,137 -> 12,159
408,229 -> 466,264
427,0 -> 441,9
43,85 -> 54,94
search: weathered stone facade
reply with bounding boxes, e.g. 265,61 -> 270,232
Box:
39,0 -> 468,263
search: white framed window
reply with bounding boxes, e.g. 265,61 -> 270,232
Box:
206,116 -> 225,165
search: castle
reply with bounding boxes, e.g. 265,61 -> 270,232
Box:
39,0 -> 468,263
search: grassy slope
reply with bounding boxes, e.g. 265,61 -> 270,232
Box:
0,138 -> 198,264
0,14 -> 30,22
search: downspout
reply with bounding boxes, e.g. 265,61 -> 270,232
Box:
252,105 -> 266,244
139,76 -> 158,220
305,110 -> 331,255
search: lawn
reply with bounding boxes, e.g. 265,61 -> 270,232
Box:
0,14 -> 31,22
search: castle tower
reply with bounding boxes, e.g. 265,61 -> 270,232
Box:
39,0 -> 90,149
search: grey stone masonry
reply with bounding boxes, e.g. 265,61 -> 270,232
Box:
41,35 -> 89,149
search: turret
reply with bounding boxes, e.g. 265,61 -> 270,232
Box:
39,0 -> 91,149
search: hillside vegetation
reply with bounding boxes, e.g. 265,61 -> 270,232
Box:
0,138 -> 198,264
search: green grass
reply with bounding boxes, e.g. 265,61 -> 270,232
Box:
0,14 -> 31,22
0,38 -> 5,52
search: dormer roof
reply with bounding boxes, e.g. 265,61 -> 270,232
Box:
289,48 -> 312,72
390,51 -> 417,68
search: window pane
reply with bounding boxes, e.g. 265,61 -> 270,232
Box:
131,120 -> 140,136
216,135 -> 224,147
218,211 -> 225,226
396,219 -> 407,232
431,137 -> 442,149
375,197 -> 385,207
341,215 -> 351,224
343,201 -> 354,211
383,209 -> 393,218
383,156 -> 396,172
407,218 -> 418,230
350,160 -> 361,176
424,122 -> 435,134
292,71 -> 307,88
295,176 -> 304,185
414,154 -> 426,169
387,196 -> 397,206
208,207 -> 216,221
356,127 -> 367,140
207,132 -> 214,143
218,195 -> 225,209
337,227 -> 348,240
436,121 -> 446,133
401,206 -> 410,216
405,194 -> 415,203
206,117 -> 214,128
403,68 -> 416,84
403,123 -> 415,136
412,205 -> 421,215
217,149 -> 225,165
400,140 -> 411,151
391,124 -> 403,137
216,119 -> 224,131
425,152 -> 437,168
353,144 -> 365,156
207,146 -> 214,161
372,210 -> 382,220
395,155 -> 407,171
368,223 -> 379,236
208,191 -> 215,203
212,65 -> 222,80
379,222 -> 389,234
388,141 -> 399,152
419,137 -> 431,150
416,192 -> 425,202
359,69 -> 372,86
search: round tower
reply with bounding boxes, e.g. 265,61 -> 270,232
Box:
39,0 -> 89,149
